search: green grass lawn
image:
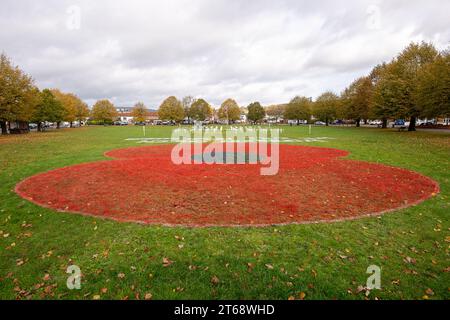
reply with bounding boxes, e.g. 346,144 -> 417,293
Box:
0,125 -> 449,300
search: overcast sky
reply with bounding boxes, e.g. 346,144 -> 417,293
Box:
1,0 -> 449,108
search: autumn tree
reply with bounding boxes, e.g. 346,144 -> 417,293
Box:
368,63 -> 391,128
50,89 -> 68,128
314,92 -> 340,126
390,42 -> 438,131
0,54 -> 38,134
341,77 -> 372,127
49,89 -> 89,127
266,104 -> 286,121
91,99 -> 118,124
284,96 -> 312,124
218,98 -> 241,124
158,96 -> 185,123
51,89 -> 90,128
74,100 -> 90,125
182,96 -> 195,121
132,102 -> 149,123
416,51 -> 450,121
188,98 -> 212,121
247,102 -> 266,124
371,63 -> 406,128
32,89 -> 65,131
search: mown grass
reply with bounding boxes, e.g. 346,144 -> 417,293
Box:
0,125 -> 449,300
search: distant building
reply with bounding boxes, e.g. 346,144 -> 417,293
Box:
115,107 -> 159,123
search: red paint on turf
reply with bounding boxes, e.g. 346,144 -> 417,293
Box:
15,144 -> 439,227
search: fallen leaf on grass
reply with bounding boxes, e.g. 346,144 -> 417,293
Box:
34,283 -> 44,290
211,276 -> 220,285
16,259 -> 25,266
144,293 -> 153,300
404,269 -> 418,275
404,256 -> 416,264
117,273 -> 125,279
162,257 -> 173,267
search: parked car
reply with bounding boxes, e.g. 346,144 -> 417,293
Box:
161,121 -> 176,126
417,119 -> 436,126
29,123 -> 38,129
134,122 -> 146,126
369,120 -> 382,125
288,120 -> 307,125
332,119 -> 344,125
394,119 -> 405,126
315,121 -> 326,126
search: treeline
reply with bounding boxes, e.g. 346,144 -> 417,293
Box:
0,54 -> 89,134
159,42 -> 449,130
272,42 -> 449,131
157,96 -> 266,124
2,42 -> 448,133
0,53 -> 136,133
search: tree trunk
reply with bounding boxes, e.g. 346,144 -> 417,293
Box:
325,117 -> 329,126
356,119 -> 361,127
37,122 -> 42,132
57,121 -> 61,129
408,116 -> 416,131
70,122 -> 73,128
382,118 -> 387,129
0,121 -> 7,134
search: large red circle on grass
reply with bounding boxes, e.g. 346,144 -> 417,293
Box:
15,144 -> 439,227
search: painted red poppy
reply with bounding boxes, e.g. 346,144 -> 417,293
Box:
15,144 -> 439,227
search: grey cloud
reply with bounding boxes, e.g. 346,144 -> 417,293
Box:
1,0 -> 449,108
